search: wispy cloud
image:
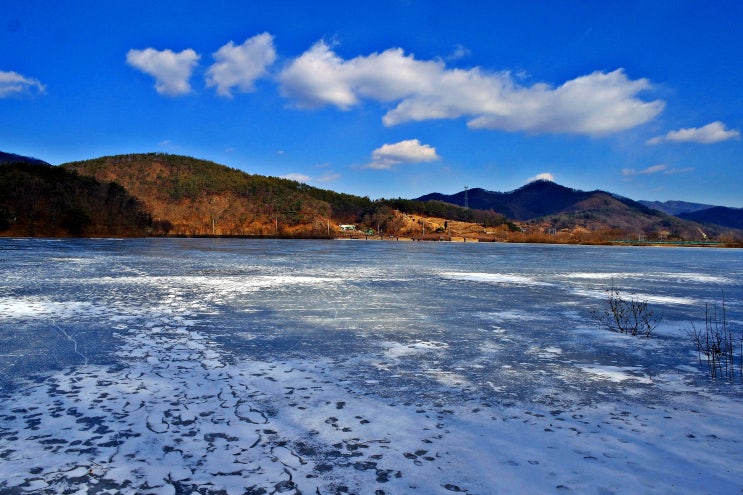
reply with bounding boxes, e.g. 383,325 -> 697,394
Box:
647,121 -> 740,145
280,170 -> 341,184
0,70 -> 45,97
622,164 -> 694,176
126,48 -> 200,96
366,139 -> 440,170
158,139 -> 181,151
206,33 -> 276,98
281,173 -> 311,183
316,170 -> 341,183
445,44 -> 471,62
279,41 -> 664,136
622,164 -> 668,176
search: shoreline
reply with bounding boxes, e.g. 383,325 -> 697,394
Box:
1,234 -> 740,248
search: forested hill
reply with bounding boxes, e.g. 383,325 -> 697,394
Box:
678,206 -> 743,231
0,160 -> 151,236
62,153 -> 337,236
61,153 -> 496,237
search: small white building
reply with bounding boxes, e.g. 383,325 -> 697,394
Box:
339,224 -> 356,231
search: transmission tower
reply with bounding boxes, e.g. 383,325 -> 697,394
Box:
464,186 -> 469,209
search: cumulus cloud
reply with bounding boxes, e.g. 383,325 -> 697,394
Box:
206,33 -> 276,97
279,41 -> 664,136
527,172 -> 555,183
0,70 -> 45,97
126,48 -> 200,96
279,41 -> 438,109
366,139 -> 440,170
647,121 -> 740,144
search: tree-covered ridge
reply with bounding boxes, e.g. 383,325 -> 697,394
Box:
0,161 -> 151,236
381,198 -> 506,226
64,153 -> 334,235
678,206 -> 743,231
65,153 -> 290,200
60,153 -> 510,237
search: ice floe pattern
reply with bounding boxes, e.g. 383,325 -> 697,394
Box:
1,239 -> 742,494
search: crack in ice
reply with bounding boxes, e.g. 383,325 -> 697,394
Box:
50,318 -> 88,366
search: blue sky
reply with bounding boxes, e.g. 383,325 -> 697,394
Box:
2,1 -> 741,206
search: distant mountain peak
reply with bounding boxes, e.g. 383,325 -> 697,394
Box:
0,151 -> 50,166
639,199 -> 716,216
513,179 -> 575,194
677,206 -> 743,230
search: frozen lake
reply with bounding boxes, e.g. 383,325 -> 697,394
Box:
1,238 -> 742,494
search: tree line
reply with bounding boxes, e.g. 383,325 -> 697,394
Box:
0,161 -> 151,236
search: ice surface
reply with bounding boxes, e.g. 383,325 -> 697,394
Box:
1,239 -> 742,494
577,364 -> 653,384
440,271 -> 547,286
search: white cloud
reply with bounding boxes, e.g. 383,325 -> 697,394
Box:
366,139 -> 440,170
126,48 -> 200,96
279,41 -> 438,109
647,121 -> 740,144
461,69 -> 663,135
527,172 -> 555,183
206,33 -> 276,98
0,70 -> 45,97
279,42 -> 664,136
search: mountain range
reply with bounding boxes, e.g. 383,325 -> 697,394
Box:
418,181 -> 657,221
417,181 -> 742,237
1,151 -> 741,242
